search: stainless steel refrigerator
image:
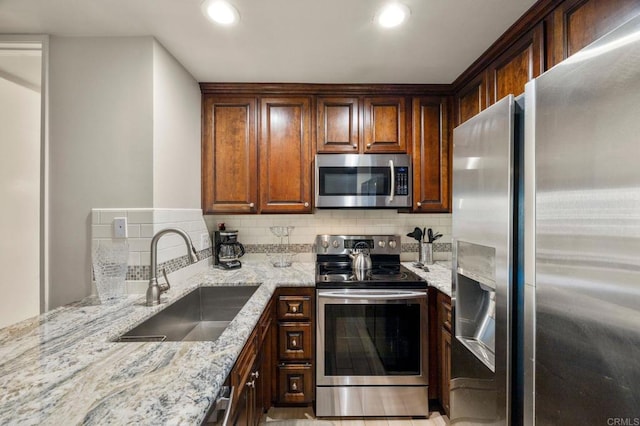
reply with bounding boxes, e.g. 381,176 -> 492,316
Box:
523,13 -> 640,425
451,13 -> 640,425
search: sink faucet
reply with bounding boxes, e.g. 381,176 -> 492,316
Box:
146,228 -> 199,306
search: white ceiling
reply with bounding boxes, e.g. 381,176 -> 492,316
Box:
0,0 -> 537,84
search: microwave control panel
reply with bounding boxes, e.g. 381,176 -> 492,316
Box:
395,167 -> 409,195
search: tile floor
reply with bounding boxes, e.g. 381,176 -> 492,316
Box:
263,406 -> 450,426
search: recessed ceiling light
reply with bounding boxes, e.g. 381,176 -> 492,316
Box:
376,3 -> 410,28
202,0 -> 240,26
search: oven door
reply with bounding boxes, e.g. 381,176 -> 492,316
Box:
316,288 -> 428,386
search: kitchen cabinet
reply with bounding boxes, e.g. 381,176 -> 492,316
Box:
229,296 -> 274,425
487,24 -> 544,104
202,96 -> 258,214
455,72 -> 488,126
436,290 -> 452,417
275,287 -> 314,405
316,96 -> 360,153
363,96 -> 408,153
412,96 -> 450,212
547,0 -> 640,68
259,97 -> 313,213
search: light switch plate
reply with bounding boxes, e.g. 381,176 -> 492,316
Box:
200,233 -> 210,250
114,217 -> 128,238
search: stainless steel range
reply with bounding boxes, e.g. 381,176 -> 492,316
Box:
314,234 -> 429,417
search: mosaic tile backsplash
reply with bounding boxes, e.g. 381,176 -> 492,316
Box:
91,208 -> 452,290
204,209 -> 452,262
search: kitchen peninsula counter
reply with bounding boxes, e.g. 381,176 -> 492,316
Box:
0,260 -> 451,424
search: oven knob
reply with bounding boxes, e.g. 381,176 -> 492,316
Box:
332,240 -> 340,248
389,240 -> 397,248
321,240 -> 329,249
378,240 -> 386,248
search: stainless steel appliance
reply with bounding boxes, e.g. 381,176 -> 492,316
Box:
213,230 -> 245,269
315,154 -> 412,208
523,15 -> 640,425
451,95 -> 523,425
451,14 -> 640,425
314,234 -> 429,417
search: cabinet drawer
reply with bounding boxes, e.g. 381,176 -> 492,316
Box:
277,364 -> 313,404
278,322 -> 312,361
277,295 -> 312,321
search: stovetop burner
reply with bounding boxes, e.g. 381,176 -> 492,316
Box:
314,234 -> 427,289
316,260 -> 426,289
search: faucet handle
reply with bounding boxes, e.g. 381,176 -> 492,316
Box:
159,268 -> 171,293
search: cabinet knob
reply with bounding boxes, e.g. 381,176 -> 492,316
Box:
291,306 -> 297,313
304,202 -> 309,208
246,380 -> 255,388
366,144 -> 372,149
352,144 -> 357,149
251,371 -> 260,379
249,202 -> 255,208
417,202 -> 422,207
291,382 -> 298,391
291,339 -> 297,347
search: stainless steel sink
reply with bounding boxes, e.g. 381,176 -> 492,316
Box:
117,285 -> 260,342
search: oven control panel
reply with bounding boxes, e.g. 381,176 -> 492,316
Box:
315,234 -> 401,255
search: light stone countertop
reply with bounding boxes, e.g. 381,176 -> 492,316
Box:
404,261 -> 453,297
0,260 -> 451,425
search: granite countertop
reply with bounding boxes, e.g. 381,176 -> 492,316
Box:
404,261 -> 452,297
0,260 -> 452,424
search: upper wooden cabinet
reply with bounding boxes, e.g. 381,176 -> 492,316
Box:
456,72 -> 488,126
547,0 -> 640,67
202,96 -> 258,214
316,96 -> 360,153
259,97 -> 313,213
488,24 -> 544,105
412,97 -> 450,213
363,96 -> 407,153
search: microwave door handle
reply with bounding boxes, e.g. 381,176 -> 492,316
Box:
388,159 -> 395,202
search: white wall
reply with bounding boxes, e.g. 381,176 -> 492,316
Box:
0,70 -> 41,328
48,36 -> 154,308
152,40 -> 201,208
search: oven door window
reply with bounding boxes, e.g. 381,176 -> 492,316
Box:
318,167 -> 390,196
324,303 -> 421,376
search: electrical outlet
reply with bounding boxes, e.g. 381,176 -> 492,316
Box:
113,217 -> 128,238
200,233 -> 210,250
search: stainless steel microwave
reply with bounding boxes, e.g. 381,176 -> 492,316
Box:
315,154 -> 412,208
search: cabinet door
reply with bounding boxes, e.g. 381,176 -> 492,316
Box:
412,97 -> 450,212
317,97 -> 359,153
547,0 -> 640,68
363,96 -> 407,153
440,327 -> 451,416
456,72 -> 488,125
259,97 -> 312,213
487,24 -> 544,104
202,96 -> 258,214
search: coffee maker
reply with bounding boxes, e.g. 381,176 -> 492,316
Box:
213,228 -> 245,269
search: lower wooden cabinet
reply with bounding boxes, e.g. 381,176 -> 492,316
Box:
275,287 -> 315,405
229,296 -> 274,426
436,290 -> 452,417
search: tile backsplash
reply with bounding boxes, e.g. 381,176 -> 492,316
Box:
204,209 -> 452,262
91,208 -> 213,292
